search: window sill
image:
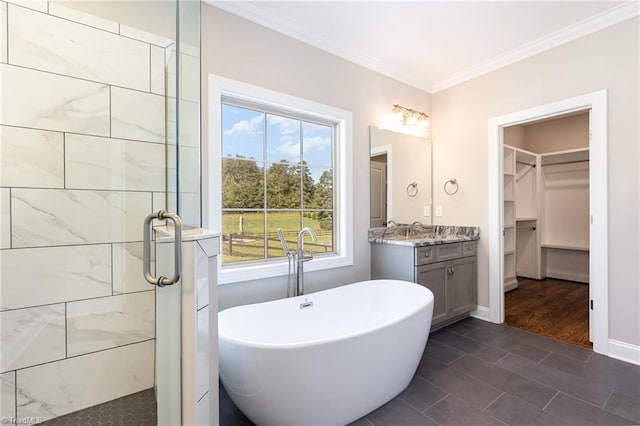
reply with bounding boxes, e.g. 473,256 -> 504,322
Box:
218,254 -> 353,285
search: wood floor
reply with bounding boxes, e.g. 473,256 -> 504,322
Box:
505,277 -> 591,348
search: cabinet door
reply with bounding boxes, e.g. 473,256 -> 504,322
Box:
448,257 -> 477,317
416,263 -> 447,323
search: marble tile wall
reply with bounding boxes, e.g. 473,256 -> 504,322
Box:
0,1 -> 182,421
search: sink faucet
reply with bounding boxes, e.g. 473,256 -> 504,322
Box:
383,220 -> 398,237
408,221 -> 422,238
296,227 -> 317,296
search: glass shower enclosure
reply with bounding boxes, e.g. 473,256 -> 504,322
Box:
0,0 -> 200,423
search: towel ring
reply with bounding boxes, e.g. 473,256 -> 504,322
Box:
444,178 -> 459,195
406,182 -> 418,197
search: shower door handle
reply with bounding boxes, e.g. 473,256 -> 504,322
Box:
143,210 -> 182,287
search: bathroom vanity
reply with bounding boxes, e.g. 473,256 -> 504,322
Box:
370,225 -> 479,330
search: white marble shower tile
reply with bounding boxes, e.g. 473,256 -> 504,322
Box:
167,146 -> 200,193
1,305 -> 65,372
0,2 -> 7,64
165,46 -> 176,100
65,134 -> 165,192
47,2 -> 119,33
152,192 -> 166,212
119,24 -> 173,47
167,99 -> 199,148
112,242 -> 155,294
1,371 -> 15,420
111,87 -> 165,144
9,4 -> 149,91
0,188 -> 9,249
4,0 -> 46,12
16,340 -> 154,421
0,245 -> 111,310
150,45 -> 165,96
180,53 -> 200,103
11,189 -> 151,247
179,192 -> 201,229
67,292 -> 155,356
196,305 -> 210,402
0,64 -> 109,136
0,126 -> 64,188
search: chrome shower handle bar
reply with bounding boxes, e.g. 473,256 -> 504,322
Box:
143,210 -> 182,287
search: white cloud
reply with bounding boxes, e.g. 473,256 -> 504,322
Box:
303,136 -> 331,151
268,115 -> 299,135
276,140 -> 301,158
224,115 -> 264,136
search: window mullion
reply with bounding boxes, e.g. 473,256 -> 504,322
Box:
263,112 -> 268,260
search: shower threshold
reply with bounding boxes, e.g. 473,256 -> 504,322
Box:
40,389 -> 156,426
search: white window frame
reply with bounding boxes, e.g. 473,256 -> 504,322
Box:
205,75 -> 353,285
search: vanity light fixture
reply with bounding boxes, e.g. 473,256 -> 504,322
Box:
392,104 -> 429,129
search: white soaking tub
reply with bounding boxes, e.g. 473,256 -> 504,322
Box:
218,279 -> 434,426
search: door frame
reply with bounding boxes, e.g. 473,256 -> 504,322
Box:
487,90 -> 608,355
370,144 -> 393,221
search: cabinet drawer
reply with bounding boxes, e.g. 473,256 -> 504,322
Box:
462,241 -> 477,257
435,243 -> 462,262
415,246 -> 435,265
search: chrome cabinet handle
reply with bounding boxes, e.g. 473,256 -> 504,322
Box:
143,210 -> 182,287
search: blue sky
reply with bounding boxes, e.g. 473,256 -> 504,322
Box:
222,104 -> 332,181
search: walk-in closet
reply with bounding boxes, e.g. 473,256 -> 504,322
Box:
502,111 -> 591,347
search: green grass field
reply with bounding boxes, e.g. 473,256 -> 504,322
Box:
222,211 -> 333,263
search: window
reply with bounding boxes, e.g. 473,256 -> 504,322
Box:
221,102 -> 334,264
207,76 -> 353,284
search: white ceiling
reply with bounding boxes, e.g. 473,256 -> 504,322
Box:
210,1 -> 638,93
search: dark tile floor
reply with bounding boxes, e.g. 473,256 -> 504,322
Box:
220,318 -> 640,426
40,389 -> 156,426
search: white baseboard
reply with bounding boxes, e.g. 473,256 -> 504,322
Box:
608,339 -> 640,366
546,271 -> 589,284
469,305 -> 493,322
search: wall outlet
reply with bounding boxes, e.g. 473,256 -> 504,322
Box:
423,206 -> 430,217
435,205 -> 443,217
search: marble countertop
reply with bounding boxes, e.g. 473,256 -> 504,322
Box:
369,225 -> 480,247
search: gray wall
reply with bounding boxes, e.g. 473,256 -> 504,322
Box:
201,5 -> 432,309
432,17 -> 640,345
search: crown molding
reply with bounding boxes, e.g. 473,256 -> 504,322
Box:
430,1 -> 640,92
207,0 -> 432,92
207,0 -> 639,95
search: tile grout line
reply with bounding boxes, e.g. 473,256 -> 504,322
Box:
601,389 -> 614,409
8,187 -> 12,249
1,288 -> 155,314
0,123 -> 168,147
482,391 -> 506,411
419,392 -> 451,414
64,302 -> 68,359
542,390 -> 560,411
537,351 -> 552,365
13,370 -> 17,419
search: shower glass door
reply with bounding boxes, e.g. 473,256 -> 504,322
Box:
0,0 -> 200,424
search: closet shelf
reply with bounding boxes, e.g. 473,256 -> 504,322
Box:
504,249 -> 515,255
541,243 -> 589,252
516,217 -> 537,221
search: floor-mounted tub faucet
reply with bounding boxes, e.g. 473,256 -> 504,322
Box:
277,227 -> 317,297
296,227 -> 317,296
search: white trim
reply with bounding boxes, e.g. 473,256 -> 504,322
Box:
469,305 -> 492,322
206,74 -> 354,285
487,90 -> 608,355
370,144 -> 393,221
207,0 -> 639,94
432,1 -> 639,92
608,339 -> 640,366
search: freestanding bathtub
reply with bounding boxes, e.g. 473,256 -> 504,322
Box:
218,279 -> 434,426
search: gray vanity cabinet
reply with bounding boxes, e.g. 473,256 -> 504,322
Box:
371,241 -> 477,329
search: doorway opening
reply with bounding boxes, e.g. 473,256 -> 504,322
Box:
488,90 -> 608,355
502,112 -> 591,348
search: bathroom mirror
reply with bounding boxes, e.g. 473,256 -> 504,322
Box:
369,126 -> 432,227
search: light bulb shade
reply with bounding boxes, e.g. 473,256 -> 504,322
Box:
391,104 -> 429,130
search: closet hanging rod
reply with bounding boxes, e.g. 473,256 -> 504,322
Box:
516,226 -> 536,231
541,159 -> 589,167
516,160 -> 535,167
